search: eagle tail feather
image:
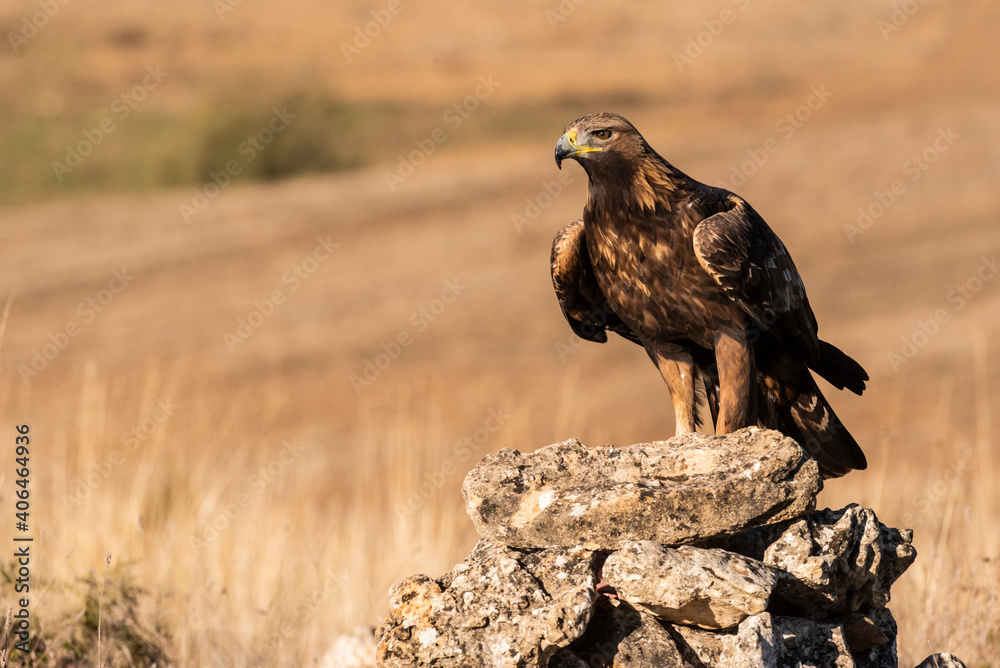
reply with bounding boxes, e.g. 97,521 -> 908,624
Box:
781,377 -> 868,478
809,340 -> 868,396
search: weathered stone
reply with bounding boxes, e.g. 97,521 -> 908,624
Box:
774,615 -> 854,667
913,654 -> 967,668
378,428 -> 930,667
665,623 -> 727,666
551,598 -> 688,667
731,614 -> 781,667
463,428 -> 821,550
708,516 -> 794,560
764,504 -> 916,616
669,614 -> 778,668
669,612 -> 885,668
602,541 -> 777,629
375,539 -> 599,667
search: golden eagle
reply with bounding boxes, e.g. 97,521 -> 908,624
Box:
552,112 -> 867,478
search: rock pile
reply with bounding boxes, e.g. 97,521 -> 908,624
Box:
375,428 -> 959,667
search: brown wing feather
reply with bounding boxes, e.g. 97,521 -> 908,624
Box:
693,195 -> 821,361
551,220 -> 640,345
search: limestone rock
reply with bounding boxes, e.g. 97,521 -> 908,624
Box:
379,428 -> 922,667
774,615 -> 854,667
463,428 -> 821,550
764,504 -> 916,616
668,614 -> 780,667
667,624 -> 728,666
602,541 -> 777,629
671,613 -> 862,668
375,539 -> 599,667
550,598 -> 688,667
913,654 -> 967,668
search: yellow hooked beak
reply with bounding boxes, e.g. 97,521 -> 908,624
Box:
555,128 -> 603,169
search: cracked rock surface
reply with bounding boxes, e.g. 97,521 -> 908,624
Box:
549,598 -> 688,667
763,504 -> 917,616
462,428 -> 821,551
375,540 -> 599,667
602,541 -> 777,629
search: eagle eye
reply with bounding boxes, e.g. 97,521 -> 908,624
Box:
593,129 -> 612,140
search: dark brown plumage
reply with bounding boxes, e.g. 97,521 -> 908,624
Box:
551,112 -> 868,478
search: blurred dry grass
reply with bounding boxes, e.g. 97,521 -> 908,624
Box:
0,0 -> 999,665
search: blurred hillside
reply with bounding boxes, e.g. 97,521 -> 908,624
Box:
1,0 -> 997,203
0,0 -> 998,665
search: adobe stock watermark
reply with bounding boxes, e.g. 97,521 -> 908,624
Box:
877,0 -> 929,40
554,304 -> 618,362
50,66 -> 169,182
7,0 -> 72,54
18,268 -> 134,384
718,84 -> 832,191
394,406 -> 510,520
188,439 -> 307,551
213,0 -> 245,20
63,398 -> 178,509
844,127 -> 959,242
249,569 -> 349,665
224,235 -> 338,352
179,106 -> 296,223
672,0 -> 752,72
350,278 -> 468,393
888,255 -> 998,372
383,76 -> 501,192
900,449 -> 971,526
511,170 -> 576,233
545,0 -> 588,30
340,0 -> 407,63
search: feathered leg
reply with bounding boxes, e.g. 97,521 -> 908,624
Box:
714,329 -> 755,434
648,343 -> 697,435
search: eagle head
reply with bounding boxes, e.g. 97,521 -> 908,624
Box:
554,112 -> 646,171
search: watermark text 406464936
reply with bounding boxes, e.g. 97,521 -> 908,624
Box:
12,424 -> 33,654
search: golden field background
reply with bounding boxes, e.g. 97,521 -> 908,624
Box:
0,0 -> 998,665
